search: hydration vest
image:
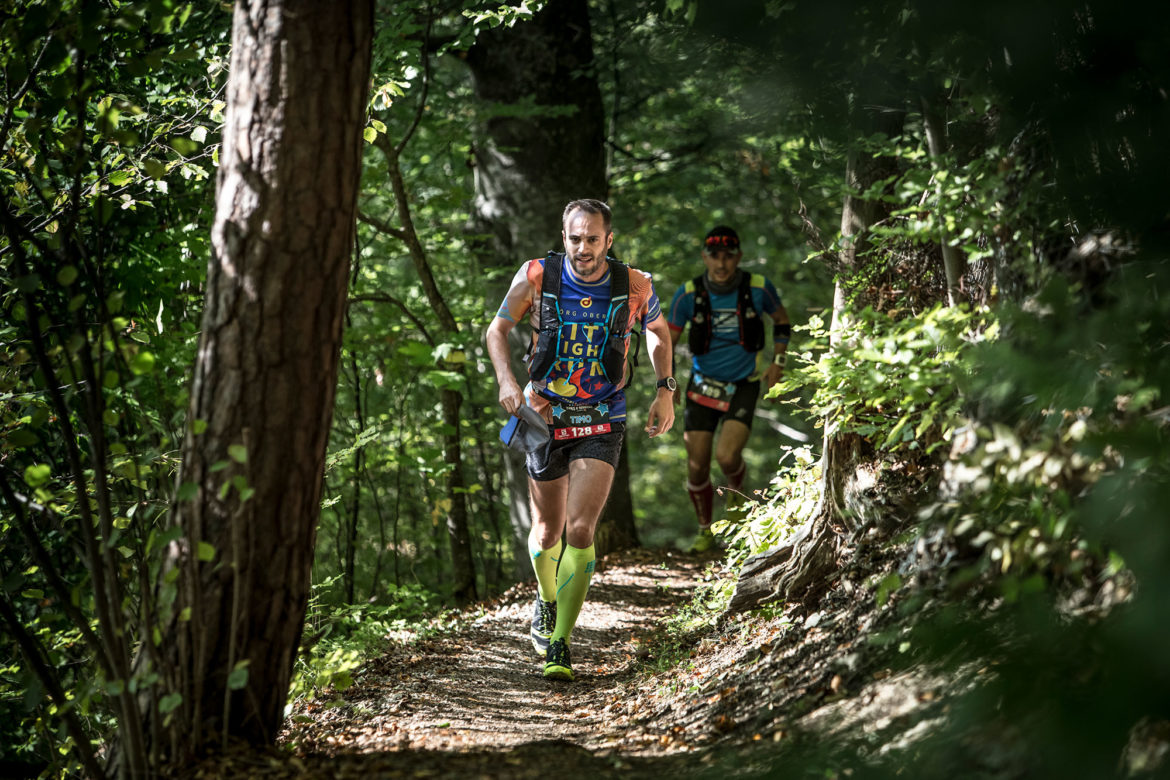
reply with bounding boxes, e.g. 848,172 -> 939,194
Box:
687,272 -> 765,355
527,252 -> 632,385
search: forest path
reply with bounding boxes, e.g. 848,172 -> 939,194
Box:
269,547 -> 713,778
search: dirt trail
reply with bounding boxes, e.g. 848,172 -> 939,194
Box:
182,541 -> 994,779
262,548 -> 712,778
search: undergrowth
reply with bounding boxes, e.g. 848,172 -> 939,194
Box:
288,577 -> 447,709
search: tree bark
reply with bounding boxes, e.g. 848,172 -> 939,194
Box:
146,0 -> 372,767
733,107 -> 905,611
921,95 -> 967,305
465,0 -> 636,570
595,441 -> 640,556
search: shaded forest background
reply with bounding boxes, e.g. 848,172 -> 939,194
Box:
1,0 -> 1168,777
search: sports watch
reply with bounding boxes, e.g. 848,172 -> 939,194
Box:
656,376 -> 678,392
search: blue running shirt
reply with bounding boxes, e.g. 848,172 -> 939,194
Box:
667,274 -> 782,383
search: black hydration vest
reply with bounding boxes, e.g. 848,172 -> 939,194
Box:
687,272 -> 765,355
528,252 -> 631,386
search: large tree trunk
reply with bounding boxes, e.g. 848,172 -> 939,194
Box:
145,1 -> 372,768
465,0 -> 639,569
595,443 -> 640,556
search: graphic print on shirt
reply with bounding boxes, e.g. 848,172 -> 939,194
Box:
709,308 -> 743,349
544,284 -> 619,400
524,257 -> 660,421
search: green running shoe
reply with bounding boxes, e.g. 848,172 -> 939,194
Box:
688,526 -> 715,554
530,596 -> 556,656
543,638 -> 574,681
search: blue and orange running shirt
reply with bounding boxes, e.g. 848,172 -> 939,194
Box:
508,256 -> 662,422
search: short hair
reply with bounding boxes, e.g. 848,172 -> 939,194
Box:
562,199 -> 612,233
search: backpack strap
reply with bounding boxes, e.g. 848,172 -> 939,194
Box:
687,274 -> 712,355
599,258 -> 631,384
529,252 -> 564,381
737,272 -> 765,352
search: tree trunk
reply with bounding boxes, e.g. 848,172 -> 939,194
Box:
146,0 -> 372,768
441,386 -> 477,603
733,107 -> 905,611
466,0 -> 635,571
921,95 -> 967,305
596,436 -> 640,556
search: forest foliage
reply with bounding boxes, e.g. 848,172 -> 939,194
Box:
2,0 -> 1168,777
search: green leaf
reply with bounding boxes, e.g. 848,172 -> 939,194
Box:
16,274 -> 41,294
875,573 -> 902,607
6,429 -> 38,448
24,464 -> 51,487
158,692 -> 183,714
363,126 -> 377,144
228,661 -> 250,690
129,350 -> 156,375
170,136 -> 200,155
57,266 -> 79,286
228,444 -> 247,464
143,159 -> 168,179
192,419 -> 208,435
197,541 -> 215,562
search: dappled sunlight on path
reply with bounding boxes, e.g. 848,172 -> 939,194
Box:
280,549 -> 708,758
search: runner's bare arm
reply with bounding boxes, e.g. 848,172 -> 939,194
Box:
644,314 -> 676,437
485,265 -> 535,415
668,322 -> 682,406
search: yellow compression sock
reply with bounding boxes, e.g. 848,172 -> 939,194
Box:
529,530 -> 562,602
551,543 -> 595,644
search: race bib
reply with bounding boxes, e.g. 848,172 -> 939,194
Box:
687,376 -> 735,412
552,403 -> 612,440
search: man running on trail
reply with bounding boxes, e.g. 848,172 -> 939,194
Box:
667,226 -> 790,554
486,198 -> 676,681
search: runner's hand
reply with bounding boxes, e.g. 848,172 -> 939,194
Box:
498,375 -> 525,416
645,392 -> 675,438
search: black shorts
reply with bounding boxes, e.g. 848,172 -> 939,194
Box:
683,378 -> 760,433
527,422 -> 626,481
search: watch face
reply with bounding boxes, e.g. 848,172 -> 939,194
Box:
659,377 -> 677,392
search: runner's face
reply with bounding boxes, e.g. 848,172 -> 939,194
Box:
703,248 -> 741,284
562,209 -> 613,282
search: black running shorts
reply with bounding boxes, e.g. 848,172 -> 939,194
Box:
683,378 -> 760,433
526,422 -> 626,481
